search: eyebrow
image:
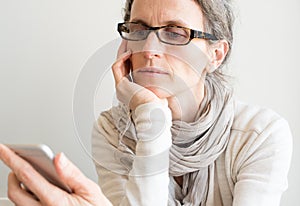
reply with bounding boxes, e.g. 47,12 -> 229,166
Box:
130,18 -> 191,28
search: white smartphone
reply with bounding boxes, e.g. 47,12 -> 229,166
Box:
6,144 -> 72,193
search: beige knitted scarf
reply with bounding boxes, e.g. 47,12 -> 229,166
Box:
168,74 -> 234,205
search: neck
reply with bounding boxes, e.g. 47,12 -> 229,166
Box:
167,84 -> 204,123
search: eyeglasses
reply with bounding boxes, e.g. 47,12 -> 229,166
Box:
117,22 -> 218,46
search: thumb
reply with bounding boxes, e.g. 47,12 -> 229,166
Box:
54,153 -> 98,195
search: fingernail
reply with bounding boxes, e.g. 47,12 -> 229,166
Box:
117,50 -> 131,60
125,49 -> 132,55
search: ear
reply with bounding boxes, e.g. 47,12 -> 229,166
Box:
207,40 -> 229,73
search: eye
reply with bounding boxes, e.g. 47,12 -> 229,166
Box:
160,27 -> 189,43
125,23 -> 149,40
164,27 -> 189,38
164,31 -> 184,40
128,23 -> 147,32
131,30 -> 148,38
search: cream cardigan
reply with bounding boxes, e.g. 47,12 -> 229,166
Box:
92,100 -> 293,206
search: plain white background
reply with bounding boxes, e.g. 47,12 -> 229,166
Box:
0,0 -> 299,205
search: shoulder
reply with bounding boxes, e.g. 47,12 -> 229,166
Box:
229,100 -> 293,150
232,100 -> 285,134
220,100 -> 293,201
225,100 -> 293,178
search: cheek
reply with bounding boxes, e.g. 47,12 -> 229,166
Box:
165,55 -> 202,85
164,44 -> 209,83
127,41 -> 143,52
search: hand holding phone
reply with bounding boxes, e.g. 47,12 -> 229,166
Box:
0,143 -> 112,206
6,144 -> 72,193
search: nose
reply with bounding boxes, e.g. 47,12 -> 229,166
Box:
142,31 -> 164,59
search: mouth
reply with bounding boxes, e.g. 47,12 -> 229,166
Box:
136,67 -> 169,76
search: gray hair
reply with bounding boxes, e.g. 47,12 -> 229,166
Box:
123,0 -> 235,81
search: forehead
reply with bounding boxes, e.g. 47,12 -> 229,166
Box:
130,0 -> 205,29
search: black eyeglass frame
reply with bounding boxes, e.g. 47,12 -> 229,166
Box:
117,22 -> 218,46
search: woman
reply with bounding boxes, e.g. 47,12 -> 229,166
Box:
0,0 -> 293,205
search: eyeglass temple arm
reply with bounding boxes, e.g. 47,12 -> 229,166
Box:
192,30 -> 218,41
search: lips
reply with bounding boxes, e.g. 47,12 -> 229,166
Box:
136,67 -> 169,75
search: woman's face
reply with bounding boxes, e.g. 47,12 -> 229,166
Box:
128,0 -> 211,99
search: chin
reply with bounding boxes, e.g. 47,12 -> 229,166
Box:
145,86 -> 174,99
133,75 -> 175,98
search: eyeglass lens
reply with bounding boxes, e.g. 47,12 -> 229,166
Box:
120,23 -> 191,45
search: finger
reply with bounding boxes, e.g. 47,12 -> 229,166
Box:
53,153 -> 113,205
0,144 -> 64,203
112,50 -> 132,84
54,153 -> 101,196
117,39 -> 128,58
116,78 -> 144,107
7,172 -> 41,206
116,78 -> 164,110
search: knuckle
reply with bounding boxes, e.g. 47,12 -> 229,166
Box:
17,164 -> 33,183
